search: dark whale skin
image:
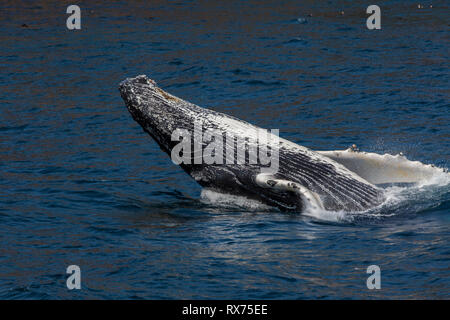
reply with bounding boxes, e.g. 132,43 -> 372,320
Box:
119,75 -> 385,212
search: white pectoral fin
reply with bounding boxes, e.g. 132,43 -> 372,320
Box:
255,174 -> 324,210
317,148 -> 447,185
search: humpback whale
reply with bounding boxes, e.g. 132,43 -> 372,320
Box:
119,75 -> 387,212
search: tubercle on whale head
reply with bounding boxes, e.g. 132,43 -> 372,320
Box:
119,75 -> 157,104
119,74 -> 157,88
119,75 -> 172,115
119,75 -> 181,109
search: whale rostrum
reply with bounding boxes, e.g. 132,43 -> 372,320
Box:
119,75 -> 386,212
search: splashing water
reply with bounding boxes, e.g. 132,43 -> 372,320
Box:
200,189 -> 274,212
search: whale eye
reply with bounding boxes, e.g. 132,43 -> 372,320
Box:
267,179 -> 277,187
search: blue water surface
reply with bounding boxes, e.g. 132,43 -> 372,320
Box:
0,1 -> 449,299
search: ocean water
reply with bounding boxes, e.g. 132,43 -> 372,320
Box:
0,0 -> 449,299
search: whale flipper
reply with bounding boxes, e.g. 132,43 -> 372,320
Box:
317,148 -> 448,185
255,173 -> 324,210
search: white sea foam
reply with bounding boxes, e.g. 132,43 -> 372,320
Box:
200,189 -> 273,211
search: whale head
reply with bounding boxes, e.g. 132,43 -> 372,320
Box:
119,75 -> 189,156
119,75 -> 301,209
